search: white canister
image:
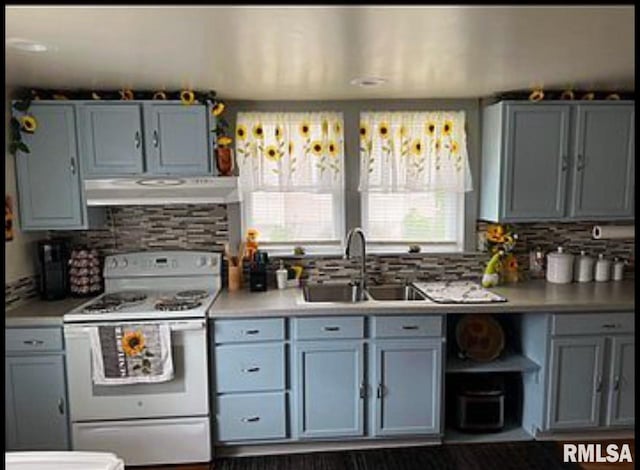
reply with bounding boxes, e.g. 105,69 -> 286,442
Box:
612,258 -> 625,281
546,247 -> 574,284
574,250 -> 595,283
594,254 -> 611,282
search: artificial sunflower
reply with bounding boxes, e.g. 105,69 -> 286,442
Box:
122,330 -> 145,357
264,145 -> 281,162
218,136 -> 233,147
211,101 -> 225,116
425,121 -> 436,136
443,120 -> 453,136
359,123 -> 369,141
299,121 -> 311,138
236,124 -> 248,141
20,115 -> 37,133
152,91 -> 167,100
180,90 -> 196,105
410,139 -> 422,156
310,140 -> 323,156
486,224 -> 505,243
327,140 -> 338,157
378,122 -> 390,139
253,124 -> 264,139
119,89 -> 134,101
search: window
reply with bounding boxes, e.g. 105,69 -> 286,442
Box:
359,111 -> 472,252
236,112 -> 345,252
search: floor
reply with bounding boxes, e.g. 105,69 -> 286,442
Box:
132,440 -> 635,470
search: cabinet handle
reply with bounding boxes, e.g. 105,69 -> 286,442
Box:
602,324 -> 618,329
58,398 -> 65,415
23,340 -> 44,346
242,367 -> 260,373
561,155 -> 569,171
70,157 -> 76,175
243,329 -> 260,335
576,154 -> 585,171
402,325 -> 419,330
323,326 -> 340,332
153,130 -> 159,148
595,375 -> 603,393
241,416 -> 260,423
376,383 -> 384,399
359,383 -> 366,399
613,376 -> 621,392
134,131 -> 141,148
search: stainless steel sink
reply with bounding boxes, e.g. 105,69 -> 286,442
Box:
302,284 -> 368,303
366,284 -> 429,301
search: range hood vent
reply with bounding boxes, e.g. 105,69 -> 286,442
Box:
85,177 -> 240,206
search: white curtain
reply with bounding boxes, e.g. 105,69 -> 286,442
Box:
358,111 -> 473,193
236,112 -> 344,192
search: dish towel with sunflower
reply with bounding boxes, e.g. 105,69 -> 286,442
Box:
88,323 -> 174,385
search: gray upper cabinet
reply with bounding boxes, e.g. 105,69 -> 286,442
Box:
371,339 -> 442,436
480,101 -> 634,222
14,104 -> 87,230
144,104 -> 210,175
79,104 -> 145,177
606,335 -> 634,427
569,105 -> 634,219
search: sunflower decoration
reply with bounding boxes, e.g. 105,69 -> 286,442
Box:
122,330 -> 146,357
321,119 -> 329,136
425,121 -> 436,137
265,145 -> 281,162
399,125 -> 408,138
450,140 -> 459,155
442,119 -> 453,136
327,140 -> 338,158
410,139 -> 422,156
119,89 -> 135,101
299,121 -> 311,138
378,121 -> 390,139
20,115 -> 37,133
274,125 -> 284,140
218,136 -> 233,147
310,140 -> 323,156
211,100 -> 225,116
253,123 -> 264,140
152,91 -> 167,100
483,223 -> 519,283
236,124 -> 248,141
180,90 -> 196,105
335,121 -> 342,134
288,141 -> 294,155
359,122 -> 370,141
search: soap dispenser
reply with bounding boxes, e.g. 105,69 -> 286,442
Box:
276,260 -> 288,290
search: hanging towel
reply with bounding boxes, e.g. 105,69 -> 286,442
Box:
89,323 -> 174,385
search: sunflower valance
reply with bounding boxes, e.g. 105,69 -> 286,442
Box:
358,111 -> 473,193
236,112 -> 344,192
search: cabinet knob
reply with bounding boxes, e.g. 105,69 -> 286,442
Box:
613,376 -> 621,392
376,383 -> 385,399
152,130 -> 159,148
70,157 -> 76,175
359,383 -> 366,399
576,154 -> 585,171
561,155 -> 569,171
595,375 -> 603,393
58,398 -> 65,415
134,131 -> 141,149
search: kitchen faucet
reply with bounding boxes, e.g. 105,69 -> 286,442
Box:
345,227 -> 367,293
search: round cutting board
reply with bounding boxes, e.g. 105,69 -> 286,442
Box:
456,314 -> 505,362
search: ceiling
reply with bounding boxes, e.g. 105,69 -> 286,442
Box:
5,6 -> 635,100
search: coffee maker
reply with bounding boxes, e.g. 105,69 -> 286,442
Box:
249,250 -> 269,292
37,240 -> 69,300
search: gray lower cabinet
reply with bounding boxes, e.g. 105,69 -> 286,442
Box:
606,335 -> 634,427
294,340 -> 365,439
371,339 -> 442,436
14,103 -> 88,230
5,327 -> 69,450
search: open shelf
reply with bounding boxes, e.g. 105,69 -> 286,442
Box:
444,423 -> 534,444
446,354 -> 540,374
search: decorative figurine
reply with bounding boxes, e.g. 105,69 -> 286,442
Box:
244,228 -> 260,261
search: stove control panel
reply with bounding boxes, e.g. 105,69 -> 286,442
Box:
104,251 -> 221,278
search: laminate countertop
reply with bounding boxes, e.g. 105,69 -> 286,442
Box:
5,297 -> 94,327
208,280 -> 635,318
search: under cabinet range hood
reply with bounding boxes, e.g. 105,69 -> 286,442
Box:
84,177 -> 240,206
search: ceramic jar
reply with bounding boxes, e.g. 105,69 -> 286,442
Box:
612,258 -> 625,281
574,250 -> 595,283
594,254 -> 611,282
546,246 -> 574,284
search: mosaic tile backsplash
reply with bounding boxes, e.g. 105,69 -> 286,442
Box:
5,275 -> 39,310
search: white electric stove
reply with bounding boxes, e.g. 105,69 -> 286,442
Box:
63,251 -> 221,466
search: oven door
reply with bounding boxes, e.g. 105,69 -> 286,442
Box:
64,319 -> 208,421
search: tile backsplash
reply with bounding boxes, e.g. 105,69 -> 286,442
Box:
45,204 -> 634,286
5,275 -> 39,310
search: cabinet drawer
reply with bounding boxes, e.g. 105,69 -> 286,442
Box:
5,327 -> 63,353
214,318 -> 284,343
372,316 -> 443,338
216,392 -> 286,442
294,317 -> 364,340
552,313 -> 634,336
215,343 -> 285,393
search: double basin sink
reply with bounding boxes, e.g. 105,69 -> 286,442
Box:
302,283 -> 429,303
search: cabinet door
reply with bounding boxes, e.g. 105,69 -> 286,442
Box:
15,104 -> 85,229
570,105 -> 634,218
5,355 -> 69,450
79,104 -> 144,176
607,335 -> 634,427
547,336 -> 605,430
294,340 -> 364,439
144,104 -> 210,175
502,104 -> 570,220
372,339 -> 442,436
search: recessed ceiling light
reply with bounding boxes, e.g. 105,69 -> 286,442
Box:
6,38 -> 49,52
350,77 -> 387,87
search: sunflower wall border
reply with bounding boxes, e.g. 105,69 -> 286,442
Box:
8,88 -> 228,155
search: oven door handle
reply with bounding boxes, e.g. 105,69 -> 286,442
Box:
64,320 -> 206,336
169,321 -> 206,331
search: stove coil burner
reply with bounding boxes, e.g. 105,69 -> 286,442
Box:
155,299 -> 203,312
83,299 -> 123,314
175,290 -> 209,301
103,292 -> 148,304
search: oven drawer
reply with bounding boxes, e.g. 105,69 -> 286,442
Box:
294,316 -> 364,340
214,318 -> 285,343
215,343 -> 285,393
5,327 -> 64,353
552,313 -> 634,336
216,392 -> 287,442
372,315 -> 443,338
